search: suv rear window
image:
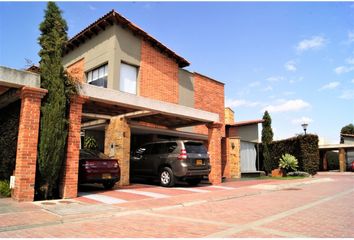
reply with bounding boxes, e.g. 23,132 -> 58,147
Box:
184,142 -> 207,154
151,142 -> 178,154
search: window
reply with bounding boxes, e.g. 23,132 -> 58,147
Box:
120,63 -> 137,94
87,64 -> 108,88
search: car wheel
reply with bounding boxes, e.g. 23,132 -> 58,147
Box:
103,181 -> 116,190
186,178 -> 202,186
159,167 -> 175,187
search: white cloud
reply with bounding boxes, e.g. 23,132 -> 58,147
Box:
318,81 -> 340,91
262,99 -> 310,113
296,36 -> 326,52
339,89 -> 354,100
88,5 -> 96,10
284,61 -> 297,72
351,79 -> 354,83
248,81 -> 261,87
266,76 -> 285,82
226,98 -> 261,108
348,31 -> 354,44
292,117 -> 313,125
289,76 -> 304,84
262,86 -> 273,92
334,65 -> 354,74
283,91 -> 295,96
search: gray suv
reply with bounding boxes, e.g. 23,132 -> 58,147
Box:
130,140 -> 211,187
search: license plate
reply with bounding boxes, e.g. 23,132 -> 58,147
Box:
196,159 -> 203,166
102,173 -> 111,179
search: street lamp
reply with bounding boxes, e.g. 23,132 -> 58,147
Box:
301,123 -> 308,135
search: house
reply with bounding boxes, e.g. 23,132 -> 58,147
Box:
223,108 -> 263,176
0,9 -> 250,201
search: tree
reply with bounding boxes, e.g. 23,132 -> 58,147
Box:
340,124 -> 354,135
37,2 -> 69,199
261,111 -> 274,173
340,123 -> 354,143
261,111 -> 273,144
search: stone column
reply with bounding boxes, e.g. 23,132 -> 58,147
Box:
59,96 -> 86,199
229,137 -> 241,178
12,87 -> 47,201
207,122 -> 223,184
105,117 -> 131,186
339,148 -> 346,172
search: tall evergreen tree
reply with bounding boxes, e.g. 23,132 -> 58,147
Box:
37,2 -> 68,199
261,111 -> 273,144
261,111 -> 274,173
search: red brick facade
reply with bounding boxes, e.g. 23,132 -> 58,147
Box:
67,58 -> 85,83
59,96 -> 86,199
12,87 -> 47,202
140,41 -> 179,104
194,73 -> 225,136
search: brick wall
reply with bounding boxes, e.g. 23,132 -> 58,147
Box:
59,96 -> 85,199
67,58 -> 85,83
140,41 -> 179,104
194,73 -> 225,136
12,87 -> 47,201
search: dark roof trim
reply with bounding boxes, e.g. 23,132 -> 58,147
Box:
64,10 -> 190,68
194,72 -> 225,85
227,119 -> 264,127
341,133 -> 354,138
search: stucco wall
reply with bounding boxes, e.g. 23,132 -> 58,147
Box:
228,124 -> 259,143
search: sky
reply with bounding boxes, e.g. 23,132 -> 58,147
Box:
0,1 -> 353,144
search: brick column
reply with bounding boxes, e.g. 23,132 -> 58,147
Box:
207,122 -> 223,184
104,117 -> 131,186
12,87 -> 47,202
339,148 -> 346,172
59,96 -> 86,199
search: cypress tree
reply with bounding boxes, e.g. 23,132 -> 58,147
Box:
37,2 -> 68,199
261,111 -> 273,144
261,111 -> 274,173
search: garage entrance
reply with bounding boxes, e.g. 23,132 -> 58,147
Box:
74,83 -> 222,196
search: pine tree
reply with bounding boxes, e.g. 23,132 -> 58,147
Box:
37,2 -> 69,199
261,111 -> 274,173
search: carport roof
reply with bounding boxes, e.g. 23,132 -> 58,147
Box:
80,84 -> 219,128
319,144 -> 354,151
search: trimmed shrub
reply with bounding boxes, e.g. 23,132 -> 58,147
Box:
260,134 -> 319,175
0,101 -> 20,180
0,180 -> 11,197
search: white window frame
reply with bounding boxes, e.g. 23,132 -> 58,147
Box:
87,64 -> 108,88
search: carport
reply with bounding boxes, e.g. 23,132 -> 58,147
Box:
0,66 -> 47,201
319,144 -> 354,172
62,83 -> 223,198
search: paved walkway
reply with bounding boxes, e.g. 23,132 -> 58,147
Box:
0,172 -> 353,237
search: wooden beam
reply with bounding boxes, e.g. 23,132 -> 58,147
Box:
81,119 -> 107,129
82,112 -> 112,120
0,88 -> 20,109
116,110 -> 157,119
171,121 -> 208,129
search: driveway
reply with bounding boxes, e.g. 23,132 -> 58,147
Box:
0,172 -> 353,237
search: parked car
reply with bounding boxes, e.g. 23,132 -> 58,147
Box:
130,140 -> 211,187
79,149 -> 120,189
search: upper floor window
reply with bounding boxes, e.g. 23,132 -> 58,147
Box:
87,64 -> 108,88
120,63 -> 137,94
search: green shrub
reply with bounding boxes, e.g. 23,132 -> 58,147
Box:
279,154 -> 298,172
260,134 -> 319,175
0,180 -> 11,197
84,136 -> 98,150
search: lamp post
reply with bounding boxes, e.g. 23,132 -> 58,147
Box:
301,123 -> 308,135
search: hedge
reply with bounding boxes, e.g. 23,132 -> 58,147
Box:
0,101 -> 20,180
260,134 -> 320,175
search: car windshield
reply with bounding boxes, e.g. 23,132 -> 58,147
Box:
80,149 -> 110,159
184,142 -> 207,154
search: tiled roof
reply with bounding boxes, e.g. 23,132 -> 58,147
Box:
64,10 -> 190,68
